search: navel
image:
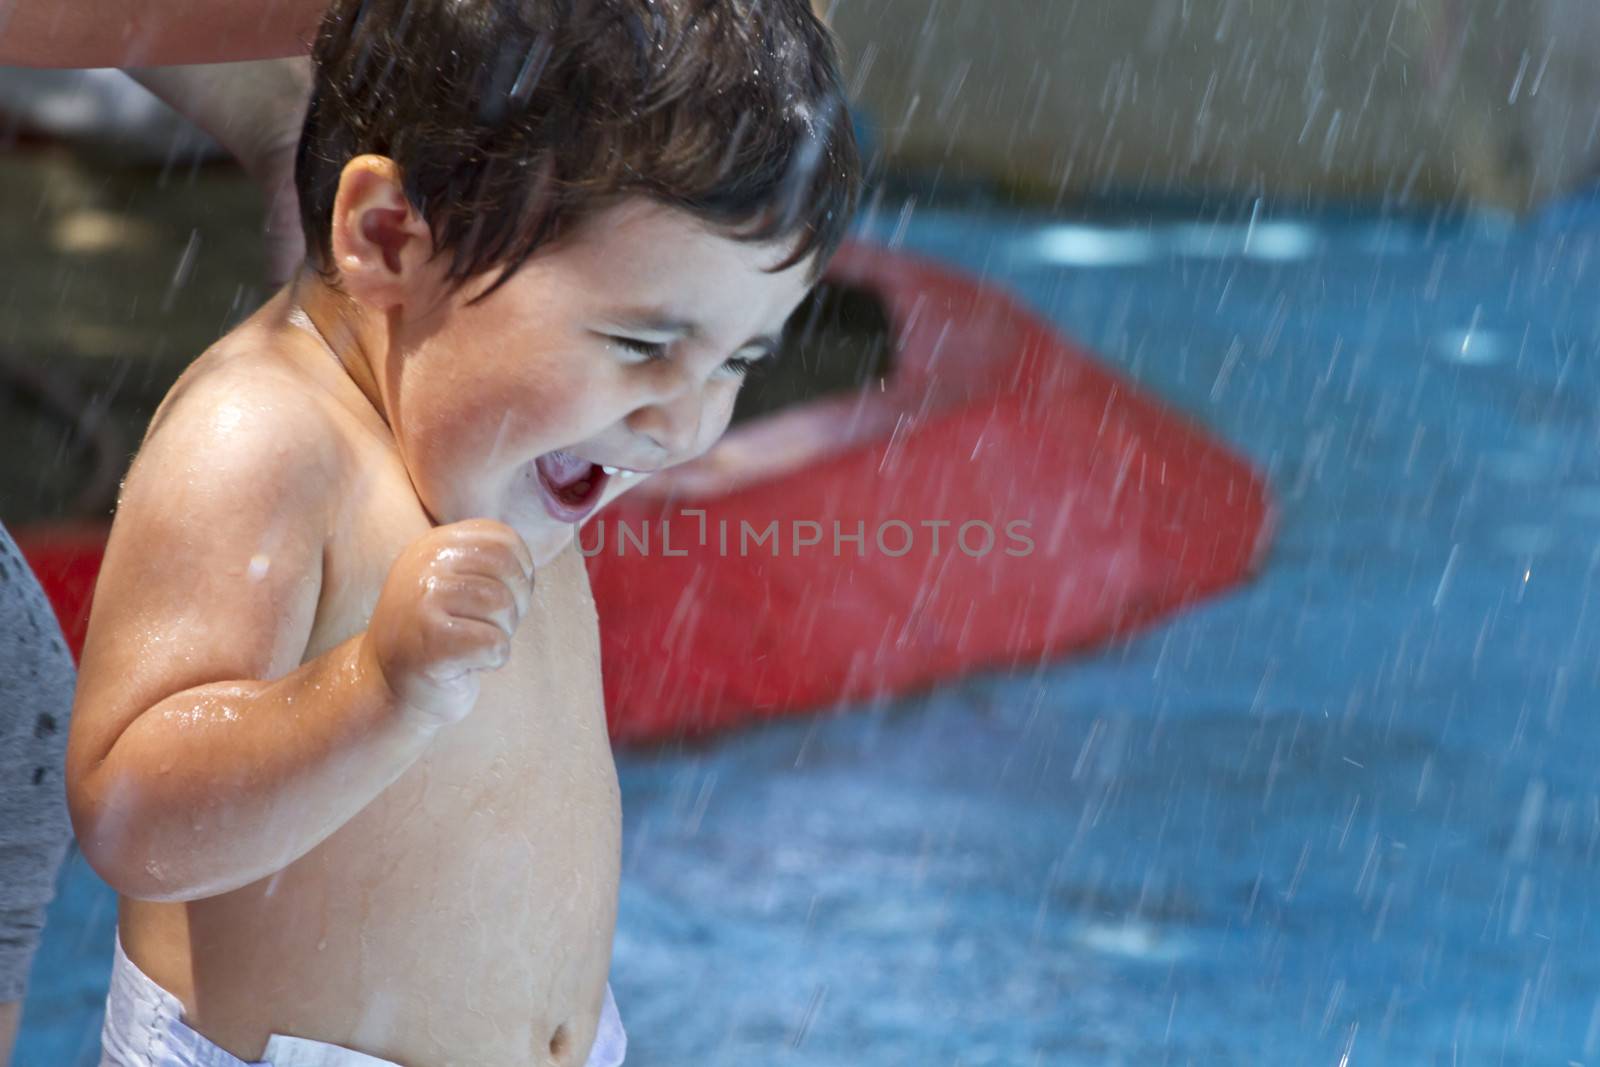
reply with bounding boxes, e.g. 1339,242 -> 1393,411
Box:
547,1020 -> 572,1062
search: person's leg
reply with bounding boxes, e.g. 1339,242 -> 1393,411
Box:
0,522 -> 76,1066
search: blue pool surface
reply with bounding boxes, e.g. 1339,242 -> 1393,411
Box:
19,190 -> 1600,1065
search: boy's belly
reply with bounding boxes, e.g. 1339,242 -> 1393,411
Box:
121,555 -> 622,1065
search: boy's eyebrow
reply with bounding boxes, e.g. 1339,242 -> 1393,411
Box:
605,310 -> 782,356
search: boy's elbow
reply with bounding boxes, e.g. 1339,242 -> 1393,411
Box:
67,763 -> 199,903
73,827 -> 204,903
67,769 -> 144,897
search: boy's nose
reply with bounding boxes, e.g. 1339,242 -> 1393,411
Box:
627,394 -> 703,461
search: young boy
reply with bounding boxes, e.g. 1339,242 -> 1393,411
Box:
66,1 -> 859,1063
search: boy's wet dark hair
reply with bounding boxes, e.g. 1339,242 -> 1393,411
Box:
296,0 -> 862,295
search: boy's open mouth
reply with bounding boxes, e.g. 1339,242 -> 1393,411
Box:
534,450 -> 611,523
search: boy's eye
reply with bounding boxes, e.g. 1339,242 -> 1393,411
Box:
610,336 -> 668,360
611,334 -> 765,378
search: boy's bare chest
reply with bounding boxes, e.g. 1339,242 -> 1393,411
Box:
306,471 -> 610,751
180,477 -> 624,1056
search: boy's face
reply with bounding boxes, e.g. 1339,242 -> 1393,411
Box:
388,198 -> 817,564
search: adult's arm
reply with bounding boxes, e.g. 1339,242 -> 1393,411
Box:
0,0 -> 325,68
127,60 -> 312,283
0,526 -> 76,1066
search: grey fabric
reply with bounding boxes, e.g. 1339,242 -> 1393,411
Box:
0,522 -> 74,1002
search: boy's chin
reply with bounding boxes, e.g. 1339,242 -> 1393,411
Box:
480,491 -> 581,567
520,521 -> 577,568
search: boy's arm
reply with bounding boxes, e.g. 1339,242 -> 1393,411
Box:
66,381 -> 530,902
66,386 -> 408,902
0,0 -> 325,68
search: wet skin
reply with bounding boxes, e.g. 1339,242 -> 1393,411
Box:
66,163 -> 814,1064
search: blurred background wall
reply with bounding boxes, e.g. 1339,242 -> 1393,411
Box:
827,0 -> 1600,212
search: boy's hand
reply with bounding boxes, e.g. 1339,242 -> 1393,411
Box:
364,519 -> 534,730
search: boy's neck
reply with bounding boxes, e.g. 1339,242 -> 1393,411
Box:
290,268 -> 391,432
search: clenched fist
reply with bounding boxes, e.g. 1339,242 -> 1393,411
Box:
363,519 -> 534,730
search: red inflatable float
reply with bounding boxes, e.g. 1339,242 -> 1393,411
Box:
13,241 -> 1273,745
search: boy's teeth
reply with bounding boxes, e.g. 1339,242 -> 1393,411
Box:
601,465 -> 620,476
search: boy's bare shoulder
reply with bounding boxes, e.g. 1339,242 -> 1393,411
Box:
131,319 -> 355,513
102,313 -> 365,611
80,315 -> 361,699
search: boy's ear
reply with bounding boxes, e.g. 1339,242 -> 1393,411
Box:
329,155 -> 436,308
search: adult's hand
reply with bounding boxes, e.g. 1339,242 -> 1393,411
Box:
0,0 -> 326,68
0,1000 -> 18,1067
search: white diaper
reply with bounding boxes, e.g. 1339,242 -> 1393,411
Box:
98,933 -> 627,1066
